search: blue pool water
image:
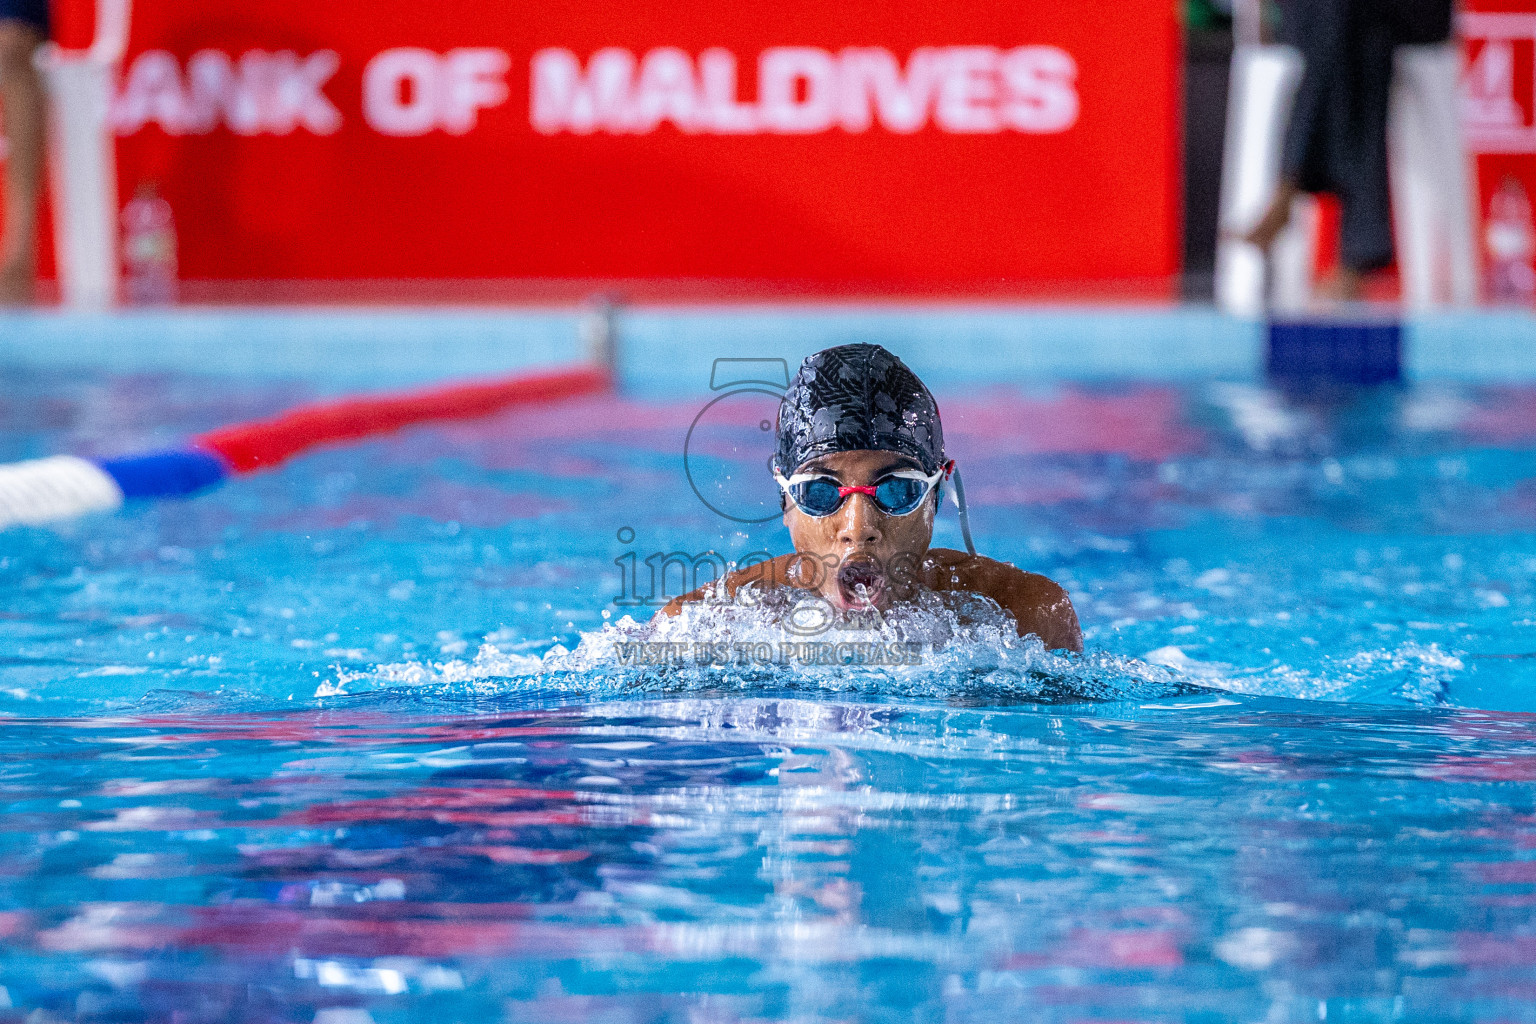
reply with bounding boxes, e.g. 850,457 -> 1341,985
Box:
5,320 -> 1536,1023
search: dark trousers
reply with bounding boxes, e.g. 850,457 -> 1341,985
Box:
0,0 -> 48,33
1279,0 -> 1454,272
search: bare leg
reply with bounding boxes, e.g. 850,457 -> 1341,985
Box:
0,20 -> 46,305
1242,178 -> 1300,253
1316,265 -> 1363,302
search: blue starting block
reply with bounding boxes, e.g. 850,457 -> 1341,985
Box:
1267,319 -> 1402,386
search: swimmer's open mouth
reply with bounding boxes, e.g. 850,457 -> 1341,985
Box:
837,559 -> 886,608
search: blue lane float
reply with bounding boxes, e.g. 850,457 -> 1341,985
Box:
97,449 -> 231,499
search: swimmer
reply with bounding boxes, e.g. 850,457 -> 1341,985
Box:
663,344 -> 1082,652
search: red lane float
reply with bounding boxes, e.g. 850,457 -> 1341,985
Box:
198,364 -> 611,473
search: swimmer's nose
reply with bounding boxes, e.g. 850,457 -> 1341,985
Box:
837,492 -> 883,549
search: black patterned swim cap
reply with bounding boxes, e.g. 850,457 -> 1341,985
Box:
775,344 -> 945,476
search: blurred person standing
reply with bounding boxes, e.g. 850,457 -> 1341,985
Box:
1244,0 -> 1455,299
0,0 -> 46,303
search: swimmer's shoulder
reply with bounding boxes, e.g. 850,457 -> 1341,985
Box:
659,553 -> 809,617
922,548 -> 1083,653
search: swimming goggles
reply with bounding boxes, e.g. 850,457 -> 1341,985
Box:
774,458 -> 977,556
774,461 -> 954,518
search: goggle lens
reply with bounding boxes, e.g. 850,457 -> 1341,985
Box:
873,476 -> 928,515
789,478 -> 845,516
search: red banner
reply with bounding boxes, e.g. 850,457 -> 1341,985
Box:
95,0 -> 1183,294
11,4 -> 1536,301
1464,1 -> 1536,301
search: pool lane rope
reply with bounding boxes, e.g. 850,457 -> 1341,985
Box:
0,364 -> 611,531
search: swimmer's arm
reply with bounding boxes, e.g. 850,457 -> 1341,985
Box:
658,554 -> 806,618
923,548 -> 1083,653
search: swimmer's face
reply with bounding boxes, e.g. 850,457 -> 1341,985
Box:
781,449 -> 937,611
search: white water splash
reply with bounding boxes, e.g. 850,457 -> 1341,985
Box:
1141,642 -> 1461,706
328,584 -> 1464,707
329,587 -> 1199,704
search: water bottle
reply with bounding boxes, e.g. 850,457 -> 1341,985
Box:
1485,176 -> 1535,306
121,182 -> 179,305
